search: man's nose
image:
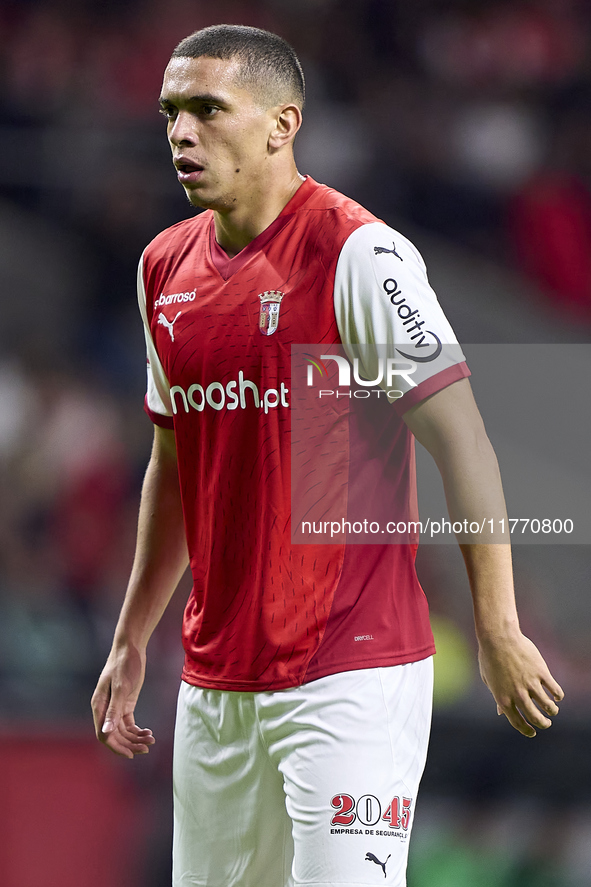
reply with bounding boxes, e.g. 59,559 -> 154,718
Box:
169,112 -> 198,147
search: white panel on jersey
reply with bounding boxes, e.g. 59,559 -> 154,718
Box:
137,254 -> 173,418
333,222 -> 466,395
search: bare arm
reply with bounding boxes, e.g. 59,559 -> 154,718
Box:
91,425 -> 189,757
403,378 -> 564,737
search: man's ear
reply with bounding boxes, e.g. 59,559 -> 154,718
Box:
268,104 -> 302,150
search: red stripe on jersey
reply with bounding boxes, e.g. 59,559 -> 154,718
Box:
144,395 -> 174,429
394,362 -> 471,416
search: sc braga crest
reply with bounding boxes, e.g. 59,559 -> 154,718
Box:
258,291 -> 285,336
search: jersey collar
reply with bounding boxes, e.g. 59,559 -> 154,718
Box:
208,176 -> 316,281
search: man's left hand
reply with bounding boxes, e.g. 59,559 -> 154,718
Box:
477,631 -> 564,737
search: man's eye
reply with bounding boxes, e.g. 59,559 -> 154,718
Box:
200,105 -> 218,117
159,107 -> 177,120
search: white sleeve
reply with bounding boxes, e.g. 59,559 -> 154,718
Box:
333,221 -> 468,403
137,253 -> 173,419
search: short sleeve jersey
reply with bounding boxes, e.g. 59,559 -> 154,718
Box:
139,177 -> 470,691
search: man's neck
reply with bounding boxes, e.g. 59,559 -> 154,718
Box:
213,171 -> 305,259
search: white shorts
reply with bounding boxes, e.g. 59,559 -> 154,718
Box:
172,659 -> 433,887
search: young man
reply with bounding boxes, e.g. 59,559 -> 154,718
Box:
91,24 -> 564,887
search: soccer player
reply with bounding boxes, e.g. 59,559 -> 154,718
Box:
91,24 -> 564,887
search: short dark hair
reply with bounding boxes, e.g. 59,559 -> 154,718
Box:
171,24 -> 305,109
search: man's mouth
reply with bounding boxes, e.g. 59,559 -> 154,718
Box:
174,158 -> 205,183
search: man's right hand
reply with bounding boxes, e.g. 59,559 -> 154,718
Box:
91,644 -> 155,759
91,426 -> 187,758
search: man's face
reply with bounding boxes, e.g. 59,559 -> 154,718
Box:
159,56 -> 278,211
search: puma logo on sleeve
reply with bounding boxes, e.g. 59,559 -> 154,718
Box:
373,242 -> 403,260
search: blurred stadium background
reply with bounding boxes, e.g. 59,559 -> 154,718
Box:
1,0 -> 591,885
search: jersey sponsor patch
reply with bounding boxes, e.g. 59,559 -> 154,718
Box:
169,372 -> 289,415
154,289 -> 196,307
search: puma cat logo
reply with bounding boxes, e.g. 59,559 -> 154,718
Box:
365,852 -> 391,877
374,242 -> 403,260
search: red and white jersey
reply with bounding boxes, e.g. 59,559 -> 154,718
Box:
139,176 -> 469,691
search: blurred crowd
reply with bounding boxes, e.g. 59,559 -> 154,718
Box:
1,1 -> 591,885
